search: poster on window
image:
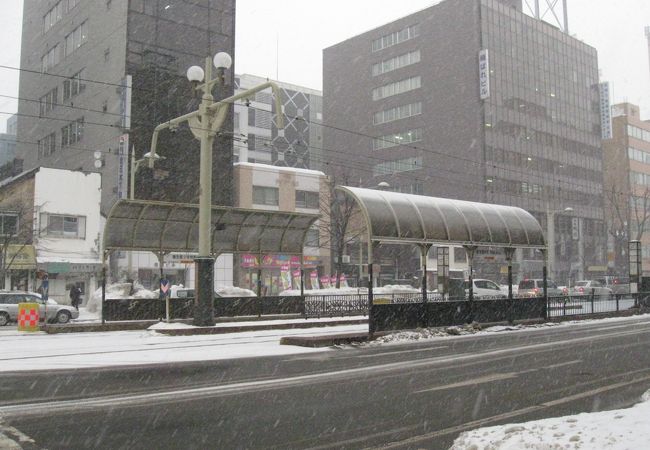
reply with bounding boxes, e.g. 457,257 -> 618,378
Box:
339,274 -> 349,288
280,264 -> 291,290
320,275 -> 331,289
310,271 -> 320,290
291,269 -> 301,289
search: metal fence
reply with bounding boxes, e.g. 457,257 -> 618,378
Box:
102,292 -> 650,322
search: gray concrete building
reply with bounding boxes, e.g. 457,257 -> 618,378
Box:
16,0 -> 236,213
323,0 -> 606,283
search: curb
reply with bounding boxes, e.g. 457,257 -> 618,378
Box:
153,319 -> 368,336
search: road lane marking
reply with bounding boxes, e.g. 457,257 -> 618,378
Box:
1,328 -> 648,418
413,372 -> 518,393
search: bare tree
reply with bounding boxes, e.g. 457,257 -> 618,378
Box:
0,203 -> 34,289
314,173 -> 365,288
604,183 -> 650,274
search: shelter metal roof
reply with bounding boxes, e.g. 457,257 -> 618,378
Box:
337,187 -> 545,248
103,199 -> 319,255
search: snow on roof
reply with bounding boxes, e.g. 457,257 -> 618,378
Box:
235,162 -> 326,178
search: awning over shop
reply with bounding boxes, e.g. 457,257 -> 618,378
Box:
103,199 -> 320,255
37,256 -> 102,273
337,186 -> 545,248
4,244 -> 37,270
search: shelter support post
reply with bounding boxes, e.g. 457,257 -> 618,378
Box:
420,244 -> 432,328
464,246 -> 477,323
541,249 -> 548,320
157,252 -> 167,322
368,242 -> 377,338
504,247 -> 516,324
101,252 -> 108,325
257,253 -> 262,298
300,257 -> 305,316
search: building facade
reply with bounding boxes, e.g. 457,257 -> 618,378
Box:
323,0 -> 606,284
16,0 -> 236,213
0,167 -> 102,304
603,103 -> 650,275
234,74 -> 323,170
233,162 -> 330,294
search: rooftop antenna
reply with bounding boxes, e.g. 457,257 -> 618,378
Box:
523,0 -> 569,34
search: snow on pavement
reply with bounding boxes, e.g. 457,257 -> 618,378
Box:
450,390 -> 650,450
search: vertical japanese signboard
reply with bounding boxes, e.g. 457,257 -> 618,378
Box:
599,82 -> 612,140
478,49 -> 490,100
117,134 -> 128,199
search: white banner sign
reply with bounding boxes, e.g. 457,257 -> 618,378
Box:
478,49 -> 490,100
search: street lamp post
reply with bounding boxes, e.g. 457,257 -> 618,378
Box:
127,147 -> 163,278
546,205 -> 573,281
148,52 -> 284,326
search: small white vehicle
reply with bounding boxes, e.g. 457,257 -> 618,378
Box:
569,280 -> 613,298
463,279 -> 506,298
0,291 -> 79,326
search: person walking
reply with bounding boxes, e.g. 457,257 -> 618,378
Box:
69,285 -> 81,309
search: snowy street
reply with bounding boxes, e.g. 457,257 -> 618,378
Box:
1,314 -> 650,449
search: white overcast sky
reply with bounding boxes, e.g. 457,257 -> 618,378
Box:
1,0 -> 649,132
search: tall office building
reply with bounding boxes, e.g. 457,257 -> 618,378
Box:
603,103 -> 650,274
323,0 -> 606,283
16,0 -> 236,212
233,74 -> 323,170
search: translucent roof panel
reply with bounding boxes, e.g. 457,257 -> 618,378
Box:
104,199 -> 319,255
337,187 -> 545,248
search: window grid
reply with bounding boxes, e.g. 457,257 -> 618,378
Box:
373,128 -> 422,150
373,102 -> 422,125
372,76 -> 421,101
252,186 -> 279,206
371,25 -> 419,52
38,133 -> 57,159
373,157 -> 422,176
65,22 -> 88,57
372,50 -> 421,76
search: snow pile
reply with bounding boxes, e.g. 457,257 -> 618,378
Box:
450,389 -> 650,450
375,285 -> 420,294
85,282 -> 157,313
216,285 -> 256,297
279,287 -> 365,296
148,322 -> 196,330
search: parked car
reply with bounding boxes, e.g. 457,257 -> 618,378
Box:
517,279 -> 564,297
569,280 -> 613,298
0,291 -> 79,326
463,279 -> 506,298
594,276 -> 630,295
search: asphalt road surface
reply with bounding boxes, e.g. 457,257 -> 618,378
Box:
2,316 -> 650,449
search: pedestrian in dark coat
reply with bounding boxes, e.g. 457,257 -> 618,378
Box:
69,285 -> 82,309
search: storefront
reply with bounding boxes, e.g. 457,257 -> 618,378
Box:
3,244 -> 37,291
237,254 -> 323,295
37,257 -> 101,305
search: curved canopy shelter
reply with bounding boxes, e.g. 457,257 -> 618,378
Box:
336,186 -> 546,249
336,187 -> 549,333
103,199 -> 319,257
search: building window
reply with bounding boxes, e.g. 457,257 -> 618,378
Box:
65,21 -> 88,57
372,76 -> 421,101
63,69 -> 86,101
38,133 -> 57,159
39,214 -> 86,239
252,186 -> 279,206
372,50 -> 421,76
373,157 -> 422,176
371,24 -> 419,52
0,213 -> 18,236
43,1 -> 64,32
39,88 -> 58,116
295,190 -> 319,209
41,45 -> 61,73
373,102 -> 422,125
304,227 -> 320,248
627,125 -> 650,143
61,117 -> 84,147
373,129 -> 422,150
68,0 -> 80,11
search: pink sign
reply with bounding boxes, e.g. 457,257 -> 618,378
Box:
310,271 -> 320,290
